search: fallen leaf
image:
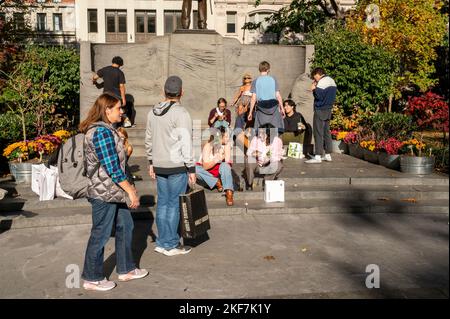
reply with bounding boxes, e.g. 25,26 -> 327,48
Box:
401,198 -> 417,203
263,255 -> 275,261
300,171 -> 306,175
301,248 -> 308,253
377,197 -> 390,201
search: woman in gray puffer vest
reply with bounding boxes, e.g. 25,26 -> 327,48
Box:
79,93 -> 148,292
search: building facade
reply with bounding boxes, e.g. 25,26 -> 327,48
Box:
75,0 -> 356,45
0,0 -> 76,45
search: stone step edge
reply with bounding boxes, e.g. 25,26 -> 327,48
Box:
2,205 -> 448,230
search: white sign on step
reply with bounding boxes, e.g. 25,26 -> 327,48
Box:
264,180 -> 285,203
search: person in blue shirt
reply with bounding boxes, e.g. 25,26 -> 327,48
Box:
305,67 -> 337,164
247,61 -> 285,132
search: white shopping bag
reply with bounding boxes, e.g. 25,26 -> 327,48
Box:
50,165 -> 73,200
31,164 -> 46,196
264,180 -> 285,203
39,165 -> 56,201
287,142 -> 304,159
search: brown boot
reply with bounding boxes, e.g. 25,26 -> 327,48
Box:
215,178 -> 223,192
225,190 -> 234,206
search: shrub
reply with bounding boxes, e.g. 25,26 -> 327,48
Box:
370,112 -> 416,141
306,21 -> 399,113
0,111 -> 37,143
406,91 -> 449,134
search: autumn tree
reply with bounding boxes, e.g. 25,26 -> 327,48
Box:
347,0 -> 447,101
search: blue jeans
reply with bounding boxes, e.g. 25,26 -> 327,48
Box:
196,162 -> 234,191
82,198 -> 135,281
155,173 -> 188,249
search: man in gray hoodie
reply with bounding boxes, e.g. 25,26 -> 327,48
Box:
145,75 -> 196,256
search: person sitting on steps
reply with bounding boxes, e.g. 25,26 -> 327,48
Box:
245,123 -> 284,190
195,126 -> 234,206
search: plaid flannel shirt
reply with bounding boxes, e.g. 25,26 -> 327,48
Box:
92,127 -> 127,184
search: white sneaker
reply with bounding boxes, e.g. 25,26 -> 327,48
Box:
305,156 -> 322,164
163,245 -> 192,256
118,268 -> 149,282
322,154 -> 332,162
83,278 -> 116,291
154,246 -> 166,254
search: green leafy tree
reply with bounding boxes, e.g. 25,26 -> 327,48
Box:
19,46 -> 80,126
306,21 -> 399,113
0,46 -> 77,141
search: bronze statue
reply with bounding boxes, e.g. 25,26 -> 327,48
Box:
181,0 -> 207,29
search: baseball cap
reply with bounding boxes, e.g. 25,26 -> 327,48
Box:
164,75 -> 182,96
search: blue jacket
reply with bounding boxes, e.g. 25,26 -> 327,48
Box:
313,75 -> 337,110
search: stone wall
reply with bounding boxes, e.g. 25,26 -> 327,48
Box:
80,32 -> 314,125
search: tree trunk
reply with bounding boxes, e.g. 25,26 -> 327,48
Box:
20,108 -> 26,142
388,94 -> 393,113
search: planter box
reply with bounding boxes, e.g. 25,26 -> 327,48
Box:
348,143 -> 364,159
363,149 -> 379,164
400,156 -> 435,175
378,153 -> 400,170
331,140 -> 348,154
9,162 -> 33,184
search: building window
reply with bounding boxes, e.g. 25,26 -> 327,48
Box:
135,10 -> 156,34
53,13 -> 62,31
88,9 -> 97,33
13,13 -> 25,30
106,10 -> 127,33
249,12 -> 273,33
226,12 -> 236,34
106,10 -> 127,42
164,10 -> 181,34
248,12 -> 277,43
37,13 -> 46,31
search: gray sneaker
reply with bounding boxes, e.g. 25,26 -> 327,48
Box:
83,278 -> 116,291
163,245 -> 192,256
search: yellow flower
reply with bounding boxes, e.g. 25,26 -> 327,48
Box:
52,130 -> 71,142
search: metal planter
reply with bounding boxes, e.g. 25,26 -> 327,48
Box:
400,156 -> 435,175
378,153 -> 401,170
8,162 -> 33,184
331,140 -> 348,154
348,143 -> 364,159
363,149 -> 379,164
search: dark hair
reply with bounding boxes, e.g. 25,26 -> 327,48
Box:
217,97 -> 227,107
283,99 -> 296,112
112,56 -> 124,66
208,125 -> 228,144
165,91 -> 181,98
259,61 -> 270,72
259,123 -> 276,145
311,67 -> 325,78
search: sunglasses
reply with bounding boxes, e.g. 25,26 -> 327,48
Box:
244,77 -> 252,80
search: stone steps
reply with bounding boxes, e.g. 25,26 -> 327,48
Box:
1,198 -> 448,230
1,183 -> 448,213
